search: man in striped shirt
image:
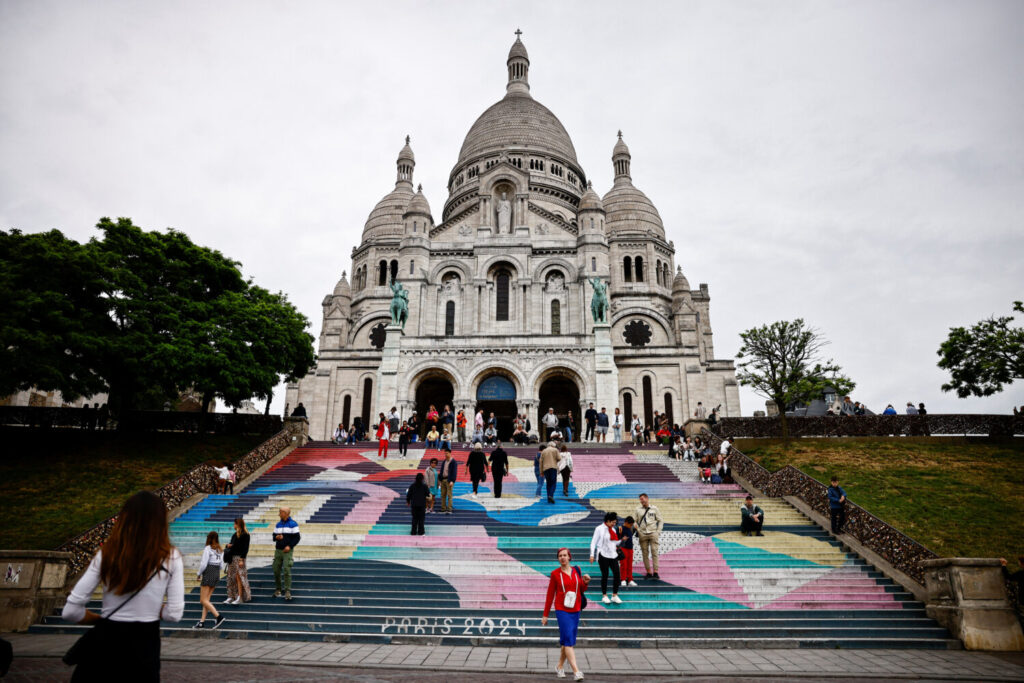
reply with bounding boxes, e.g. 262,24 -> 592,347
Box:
273,506 -> 301,601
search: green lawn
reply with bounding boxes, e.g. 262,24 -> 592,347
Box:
737,437 -> 1024,563
0,430 -> 264,550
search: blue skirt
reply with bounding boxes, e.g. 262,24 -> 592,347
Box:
555,609 -> 580,646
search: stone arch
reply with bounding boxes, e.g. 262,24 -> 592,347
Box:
533,256 -> 577,283
401,362 -> 464,402
428,259 -> 473,284
530,359 -> 595,401
468,362 -> 527,400
480,254 -> 525,279
611,306 -> 673,337
350,313 -> 393,348
479,170 -> 526,196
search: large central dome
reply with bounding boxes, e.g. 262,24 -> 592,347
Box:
457,94 -> 578,166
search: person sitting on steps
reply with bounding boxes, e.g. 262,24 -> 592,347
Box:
741,495 -> 764,536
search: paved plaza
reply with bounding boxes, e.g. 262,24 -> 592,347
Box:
6,633 -> 1024,681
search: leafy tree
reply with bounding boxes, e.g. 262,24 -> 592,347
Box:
937,302 -> 1024,398
2,218 -> 314,417
0,229 -> 109,401
736,319 -> 855,442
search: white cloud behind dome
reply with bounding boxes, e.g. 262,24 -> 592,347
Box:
1,0 -> 1021,415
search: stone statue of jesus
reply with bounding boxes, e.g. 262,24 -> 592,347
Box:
496,192 -> 511,233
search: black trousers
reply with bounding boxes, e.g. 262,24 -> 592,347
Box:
492,474 -> 504,498
471,471 -> 484,494
399,438 -> 408,457
741,517 -> 763,534
830,506 -> 846,533
410,506 -> 425,535
585,423 -> 595,440
71,620 -> 160,682
599,555 -> 620,595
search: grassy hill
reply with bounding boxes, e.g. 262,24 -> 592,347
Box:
0,430 -> 264,550
737,437 -> 1024,563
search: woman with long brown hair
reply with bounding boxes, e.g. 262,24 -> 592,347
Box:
223,517 -> 251,604
194,531 -> 225,629
62,490 -> 184,681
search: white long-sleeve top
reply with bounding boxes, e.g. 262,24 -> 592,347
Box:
590,523 -> 621,560
62,549 -> 184,624
196,546 -> 223,575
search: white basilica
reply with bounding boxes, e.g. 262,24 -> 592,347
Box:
287,33 -> 740,440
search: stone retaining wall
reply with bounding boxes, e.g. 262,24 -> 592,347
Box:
714,414 -> 1023,439
57,429 -> 290,577
703,430 -> 938,584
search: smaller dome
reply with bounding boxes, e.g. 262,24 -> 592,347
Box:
672,266 -> 691,295
578,181 -> 604,213
403,184 -> 432,219
398,135 -> 415,162
365,185 -> 415,234
508,34 -> 529,62
602,182 -> 664,236
613,130 -> 630,158
333,272 -> 352,298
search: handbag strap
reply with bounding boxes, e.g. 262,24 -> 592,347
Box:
101,566 -> 163,619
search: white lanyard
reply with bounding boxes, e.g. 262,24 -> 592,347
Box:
558,568 -> 578,593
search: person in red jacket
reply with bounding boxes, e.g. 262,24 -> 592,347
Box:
541,547 -> 590,680
375,413 -> 390,459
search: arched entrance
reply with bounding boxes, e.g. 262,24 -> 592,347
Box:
537,373 -> 581,442
414,374 -> 454,437
476,374 -> 517,441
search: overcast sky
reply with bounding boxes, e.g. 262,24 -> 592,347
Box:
2,0 -> 1022,416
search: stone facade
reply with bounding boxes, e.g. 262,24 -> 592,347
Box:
288,33 -> 740,440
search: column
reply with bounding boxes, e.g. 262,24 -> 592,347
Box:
375,325 -> 403,417
593,322 -> 619,421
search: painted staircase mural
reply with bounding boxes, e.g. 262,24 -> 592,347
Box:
35,442 -> 959,648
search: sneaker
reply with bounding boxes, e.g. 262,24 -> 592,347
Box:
471,493 -> 478,499
556,667 -> 566,679
231,597 -> 242,605
222,597 -> 234,604
755,532 -> 764,536
285,591 -> 293,601
574,671 -> 585,680
628,581 -> 638,587
273,590 -> 282,598
601,595 -> 611,604
610,594 -> 622,604
644,573 -> 653,580
192,620 -> 205,629
211,615 -> 226,629
620,580 -> 627,587
653,572 -> 660,580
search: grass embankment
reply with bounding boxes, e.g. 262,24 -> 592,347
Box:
737,437 -> 1024,563
0,430 -> 264,550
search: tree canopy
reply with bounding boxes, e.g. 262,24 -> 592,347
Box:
0,218 -> 315,414
937,301 -> 1024,398
736,319 -> 855,440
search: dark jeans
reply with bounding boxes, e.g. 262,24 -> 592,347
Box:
561,468 -> 571,495
830,506 -> 846,533
410,506 -> 425,535
599,555 -> 620,595
586,423 -> 595,440
741,516 -> 763,534
492,474 -> 504,498
471,472 -> 484,494
399,438 -> 408,457
544,468 -> 558,501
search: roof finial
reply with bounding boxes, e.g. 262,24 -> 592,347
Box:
587,180 -> 593,189
515,28 -> 522,39
342,270 -> 347,278
405,135 -> 410,145
617,130 -> 623,140
417,183 -> 422,192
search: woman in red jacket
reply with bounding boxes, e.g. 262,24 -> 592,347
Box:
376,413 -> 390,459
541,547 -> 590,680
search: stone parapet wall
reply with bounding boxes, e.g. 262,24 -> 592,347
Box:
702,430 -> 938,585
57,429 -> 290,577
715,414 -> 1023,439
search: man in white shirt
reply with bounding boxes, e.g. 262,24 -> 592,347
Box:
720,437 -> 732,456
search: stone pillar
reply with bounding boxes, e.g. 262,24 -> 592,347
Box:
375,324 -> 403,417
283,416 -> 309,446
0,550 -> 72,632
683,418 -> 709,438
593,323 -> 619,421
921,558 -> 1024,651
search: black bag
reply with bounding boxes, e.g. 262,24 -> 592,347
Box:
481,470 -> 487,483
573,566 -> 588,610
63,568 -> 160,666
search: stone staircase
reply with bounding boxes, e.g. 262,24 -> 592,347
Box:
33,442 -> 960,648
